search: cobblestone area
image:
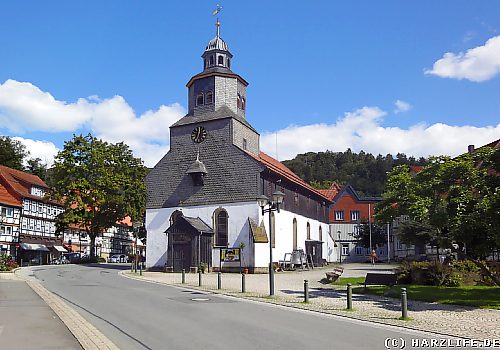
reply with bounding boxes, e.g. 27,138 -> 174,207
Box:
123,264 -> 500,341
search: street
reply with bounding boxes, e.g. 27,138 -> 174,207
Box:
27,264 -> 444,350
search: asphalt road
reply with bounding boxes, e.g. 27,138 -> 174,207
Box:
31,264 -> 446,350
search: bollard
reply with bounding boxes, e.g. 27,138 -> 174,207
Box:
304,280 -> 309,303
198,270 -> 202,287
181,269 -> 186,284
139,262 -> 143,276
131,262 -> 134,273
347,283 -> 352,310
401,288 -> 408,319
241,273 -> 246,293
217,272 -> 222,290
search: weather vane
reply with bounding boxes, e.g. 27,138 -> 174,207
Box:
212,4 -> 223,36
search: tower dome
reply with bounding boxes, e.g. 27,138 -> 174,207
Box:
202,19 -> 233,71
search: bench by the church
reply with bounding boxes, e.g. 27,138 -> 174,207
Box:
325,267 -> 344,282
362,273 -> 397,289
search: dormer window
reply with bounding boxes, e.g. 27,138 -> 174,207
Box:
206,91 -> 213,104
30,186 -> 45,197
196,93 -> 204,106
218,55 -> 224,65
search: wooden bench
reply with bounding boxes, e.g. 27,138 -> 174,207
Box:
325,267 -> 344,282
362,273 -> 397,289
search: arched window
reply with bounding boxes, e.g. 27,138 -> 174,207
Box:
204,59 -> 207,68
205,91 -> 213,104
319,226 -> 323,242
241,97 -> 246,110
209,55 -> 214,66
271,212 -> 276,248
218,55 -> 224,65
237,94 -> 241,109
227,58 -> 231,68
292,218 -> 297,250
306,222 -> 311,240
196,93 -> 204,106
170,210 -> 183,225
214,209 -> 228,247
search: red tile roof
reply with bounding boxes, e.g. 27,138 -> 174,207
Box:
0,183 -> 20,207
246,151 -> 331,202
318,182 -> 342,201
0,165 -> 56,204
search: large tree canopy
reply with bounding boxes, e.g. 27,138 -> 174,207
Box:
50,134 -> 147,258
376,147 -> 500,285
0,136 -> 29,171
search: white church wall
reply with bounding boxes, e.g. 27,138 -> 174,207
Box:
145,201 -> 260,269
256,209 -> 333,268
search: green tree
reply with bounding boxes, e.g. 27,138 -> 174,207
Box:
0,136 -> 29,171
50,134 -> 147,259
353,221 -> 387,249
376,147 -> 500,285
26,157 -> 48,181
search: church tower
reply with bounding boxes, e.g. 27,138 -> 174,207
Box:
171,17 -> 259,156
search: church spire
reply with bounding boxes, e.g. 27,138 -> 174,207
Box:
202,5 -> 232,71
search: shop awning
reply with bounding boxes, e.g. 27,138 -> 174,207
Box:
51,245 -> 68,252
20,243 -> 50,252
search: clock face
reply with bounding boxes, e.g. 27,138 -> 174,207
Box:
191,126 -> 207,143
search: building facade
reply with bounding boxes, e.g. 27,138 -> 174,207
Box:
145,21 -> 332,272
321,183 -> 389,263
0,166 -> 66,264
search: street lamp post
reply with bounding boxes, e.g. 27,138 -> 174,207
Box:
257,190 -> 285,297
337,230 -> 342,264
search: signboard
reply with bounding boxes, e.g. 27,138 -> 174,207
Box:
220,248 -> 241,262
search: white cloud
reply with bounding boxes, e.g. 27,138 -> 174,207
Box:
425,35 -> 500,82
263,107 -> 500,161
12,137 -> 59,167
0,79 -> 185,167
394,100 -> 411,114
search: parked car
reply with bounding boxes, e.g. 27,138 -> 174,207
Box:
107,254 -> 128,263
62,252 -> 81,263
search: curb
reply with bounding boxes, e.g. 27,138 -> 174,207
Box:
15,267 -> 119,350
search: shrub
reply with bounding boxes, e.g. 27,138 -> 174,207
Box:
98,257 -> 106,263
0,254 -> 18,271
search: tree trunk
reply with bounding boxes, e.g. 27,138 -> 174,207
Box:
90,234 -> 96,259
473,260 -> 500,287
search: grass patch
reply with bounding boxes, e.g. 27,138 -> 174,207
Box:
329,277 -> 365,285
352,284 -> 500,309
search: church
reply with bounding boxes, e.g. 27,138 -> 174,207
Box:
145,20 -> 334,272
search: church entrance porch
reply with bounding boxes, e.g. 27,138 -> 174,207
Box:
165,215 -> 213,273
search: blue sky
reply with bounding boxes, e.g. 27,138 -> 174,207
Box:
1,1 -> 499,166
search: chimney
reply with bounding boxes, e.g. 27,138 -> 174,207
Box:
468,145 -> 475,153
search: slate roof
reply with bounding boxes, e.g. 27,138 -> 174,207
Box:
245,151 -> 331,203
171,106 -> 258,133
0,165 -> 59,205
182,216 -> 213,234
331,184 -> 382,204
186,67 -> 248,88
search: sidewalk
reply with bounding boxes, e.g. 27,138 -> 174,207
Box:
0,273 -> 82,350
123,263 -> 500,341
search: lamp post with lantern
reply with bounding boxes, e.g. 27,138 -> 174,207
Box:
257,190 -> 285,296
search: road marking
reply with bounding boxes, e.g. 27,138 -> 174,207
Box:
191,298 -> 210,301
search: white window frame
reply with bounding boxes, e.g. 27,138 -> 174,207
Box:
351,210 -> 360,222
334,210 -> 344,221
341,244 -> 350,256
